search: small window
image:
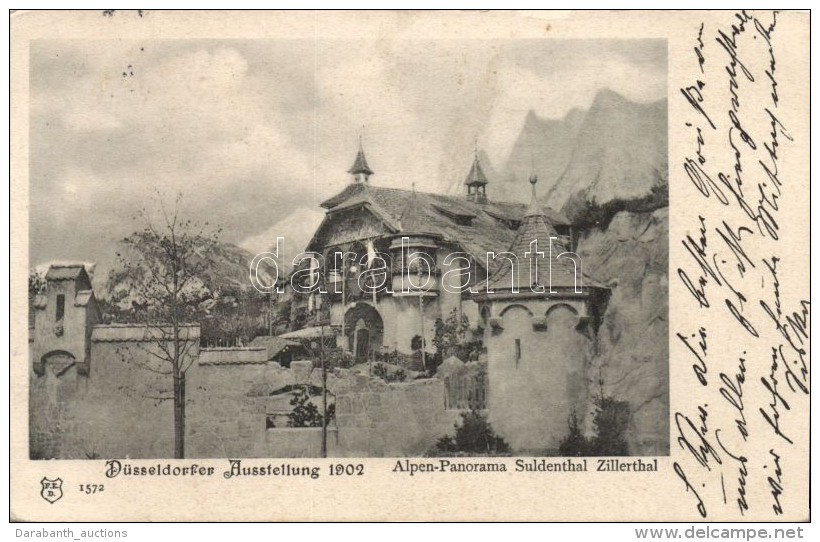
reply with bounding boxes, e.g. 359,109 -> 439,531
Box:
55,294 -> 65,321
514,338 -> 521,367
479,305 -> 490,330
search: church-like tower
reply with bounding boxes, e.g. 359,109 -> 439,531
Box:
474,173 -> 609,452
348,140 -> 373,184
464,148 -> 488,203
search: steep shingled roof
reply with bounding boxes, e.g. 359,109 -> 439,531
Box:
483,176 -> 603,293
316,182 -> 570,273
483,214 -> 584,291
397,188 -> 440,235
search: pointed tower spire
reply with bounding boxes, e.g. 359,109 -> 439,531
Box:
464,140 -> 488,203
348,131 -> 373,183
482,170 -> 583,294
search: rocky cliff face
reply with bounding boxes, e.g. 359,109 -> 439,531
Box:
576,207 -> 669,455
547,90 -> 667,211
498,89 -> 667,212
500,108 -> 585,202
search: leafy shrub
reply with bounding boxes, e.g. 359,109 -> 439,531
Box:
372,363 -> 387,379
287,387 -> 324,428
571,178 -> 668,230
432,308 -> 483,372
558,391 -> 631,456
591,396 -> 630,455
558,410 -> 588,456
391,369 -> 407,383
291,306 -> 309,332
372,363 -> 407,383
429,410 -> 511,456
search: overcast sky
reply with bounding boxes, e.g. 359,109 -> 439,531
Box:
29,38 -> 666,265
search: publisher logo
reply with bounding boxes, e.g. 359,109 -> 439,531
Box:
40,477 -> 63,504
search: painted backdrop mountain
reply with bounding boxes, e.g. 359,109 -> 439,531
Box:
492,89 -> 667,214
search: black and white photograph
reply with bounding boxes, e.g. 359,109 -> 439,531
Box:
11,9 -> 809,525
27,33 -> 669,460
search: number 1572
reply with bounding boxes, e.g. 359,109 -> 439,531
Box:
79,484 -> 104,494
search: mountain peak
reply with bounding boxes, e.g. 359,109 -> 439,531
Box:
593,88 -> 628,102
565,107 -> 584,121
521,109 -> 544,131
500,89 -> 667,212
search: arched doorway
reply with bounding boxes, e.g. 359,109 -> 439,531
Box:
344,303 -> 383,363
34,350 -> 76,377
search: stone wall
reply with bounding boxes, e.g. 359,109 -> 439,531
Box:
29,361 -> 86,459
30,339 -> 180,459
331,373 -> 459,457
32,324 -> 464,459
186,358 -> 459,458
185,361 -> 273,457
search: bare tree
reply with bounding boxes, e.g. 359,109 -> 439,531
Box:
108,192 -> 221,458
294,268 -> 353,457
298,331 -> 347,457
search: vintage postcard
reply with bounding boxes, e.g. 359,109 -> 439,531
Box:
9,10 -> 810,522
